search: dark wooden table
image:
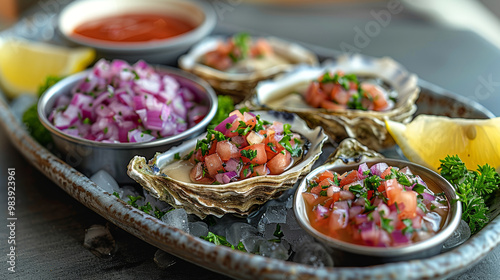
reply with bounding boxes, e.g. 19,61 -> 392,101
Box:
2,1 -> 500,279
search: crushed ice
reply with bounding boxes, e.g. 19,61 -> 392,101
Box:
89,169 -> 337,265
83,224 -> 116,258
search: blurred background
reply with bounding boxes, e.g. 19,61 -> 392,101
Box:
2,0 -> 500,116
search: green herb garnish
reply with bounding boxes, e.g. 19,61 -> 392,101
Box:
439,155 -> 500,234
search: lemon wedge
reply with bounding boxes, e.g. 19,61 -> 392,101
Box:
386,115 -> 500,172
0,38 -> 95,98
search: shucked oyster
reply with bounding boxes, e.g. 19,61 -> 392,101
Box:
243,55 -> 420,151
178,34 -> 318,102
127,111 -> 328,218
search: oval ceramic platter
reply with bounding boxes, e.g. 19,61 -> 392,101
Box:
1,72 -> 499,279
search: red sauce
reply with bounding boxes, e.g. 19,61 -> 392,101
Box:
73,13 -> 195,43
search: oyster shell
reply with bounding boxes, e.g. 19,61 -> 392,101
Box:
178,35 -> 318,102
242,54 -> 420,151
127,111 -> 328,219
326,137 -> 384,167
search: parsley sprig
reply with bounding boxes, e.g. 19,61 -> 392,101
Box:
201,232 -> 246,252
439,155 -> 500,234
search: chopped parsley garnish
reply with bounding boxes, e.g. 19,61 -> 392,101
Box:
412,184 -> 426,194
348,184 -> 364,196
402,219 -> 414,234
174,153 -> 181,160
379,212 -> 394,233
241,149 -> 257,160
364,175 -> 381,191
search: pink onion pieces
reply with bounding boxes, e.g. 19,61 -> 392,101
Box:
50,59 -> 208,143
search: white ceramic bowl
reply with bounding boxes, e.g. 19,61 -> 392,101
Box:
58,0 -> 216,64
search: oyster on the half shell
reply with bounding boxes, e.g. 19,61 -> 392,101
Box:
127,111 -> 328,219
242,55 -> 420,151
178,35 -> 318,102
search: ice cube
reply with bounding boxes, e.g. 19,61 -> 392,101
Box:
241,235 -> 267,253
281,209 -> 309,250
120,185 -> 140,200
161,208 -> 189,233
208,215 -> 244,236
265,205 -> 287,224
154,249 -> 178,269
442,219 -> 471,252
83,224 -> 116,258
284,228 -> 314,252
90,170 -> 120,195
143,189 -> 170,211
285,195 -> 294,209
226,223 -> 259,247
189,221 -> 209,238
292,241 -> 333,267
258,241 -> 289,260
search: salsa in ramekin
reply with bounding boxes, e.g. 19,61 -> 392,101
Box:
302,162 -> 449,247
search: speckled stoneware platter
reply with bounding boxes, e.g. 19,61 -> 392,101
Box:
1,77 -> 499,279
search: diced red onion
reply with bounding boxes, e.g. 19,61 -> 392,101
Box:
49,59 -> 207,143
399,166 -> 413,176
370,162 -> 389,176
349,205 -> 364,218
224,158 -> 241,173
391,230 -> 410,245
231,135 -> 248,148
422,192 -> 435,202
215,114 -> 237,134
315,205 -> 330,220
128,129 -> 156,143
335,200 -> 349,211
215,171 -> 238,184
357,162 -> 370,179
415,175 -> 427,187
354,214 -> 368,224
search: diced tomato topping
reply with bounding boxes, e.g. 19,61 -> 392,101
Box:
305,82 -> 320,105
267,150 -> 291,175
339,170 -> 359,187
224,119 -> 241,138
327,185 -> 341,198
321,100 -> 345,111
380,167 -> 393,179
251,38 -> 273,56
362,83 -> 388,111
264,133 -> 285,160
330,85 -> 349,105
246,131 -> 264,145
204,153 -> 224,177
240,143 -> 267,165
189,162 -> 215,184
323,197 -> 335,209
216,140 -> 240,161
396,191 -> 417,219
310,185 -> 323,195
367,190 -> 374,200
240,164 -> 269,179
229,109 -> 244,120
317,170 -> 335,184
243,112 -> 257,130
302,192 -> 318,206
384,179 -> 403,205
